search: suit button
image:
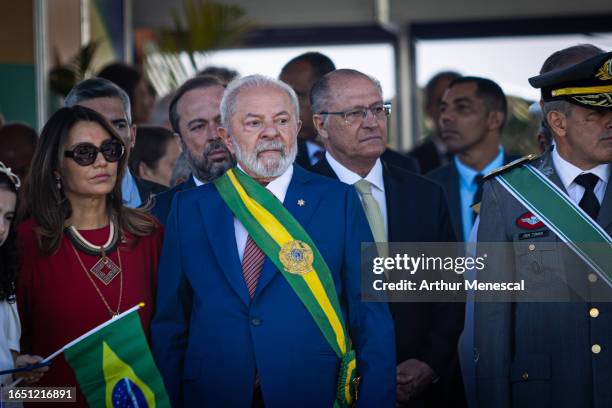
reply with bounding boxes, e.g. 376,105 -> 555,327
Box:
588,273 -> 598,283
592,344 -> 602,354
590,308 -> 600,318
251,317 -> 262,326
521,372 -> 529,380
528,244 -> 536,251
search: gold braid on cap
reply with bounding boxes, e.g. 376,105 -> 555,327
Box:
0,161 -> 21,189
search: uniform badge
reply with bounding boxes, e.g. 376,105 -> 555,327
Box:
279,240 -> 314,275
516,211 -> 545,229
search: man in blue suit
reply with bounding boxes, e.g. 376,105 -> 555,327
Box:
152,75 -> 235,224
152,75 -> 396,407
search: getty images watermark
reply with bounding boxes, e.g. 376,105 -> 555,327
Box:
360,243 -> 612,303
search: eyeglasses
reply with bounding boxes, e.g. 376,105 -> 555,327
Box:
319,103 -> 391,125
64,139 -> 125,166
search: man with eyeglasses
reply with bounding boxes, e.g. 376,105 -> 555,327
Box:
310,69 -> 465,407
65,78 -> 153,207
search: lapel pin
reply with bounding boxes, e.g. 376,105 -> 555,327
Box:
297,199 -> 305,207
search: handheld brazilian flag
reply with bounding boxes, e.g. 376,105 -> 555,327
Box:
61,303 -> 170,407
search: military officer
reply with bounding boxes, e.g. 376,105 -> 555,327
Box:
474,46 -> 612,408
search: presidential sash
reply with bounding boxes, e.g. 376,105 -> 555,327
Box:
214,168 -> 358,407
494,164 -> 612,287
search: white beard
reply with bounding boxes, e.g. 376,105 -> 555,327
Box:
231,137 -> 297,178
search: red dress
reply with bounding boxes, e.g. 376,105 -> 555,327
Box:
16,219 -> 163,407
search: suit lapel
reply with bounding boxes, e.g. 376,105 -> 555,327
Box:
311,157 -> 338,180
199,189 -> 251,306
446,164 -> 463,240
254,166 -> 323,297
383,164 -> 402,241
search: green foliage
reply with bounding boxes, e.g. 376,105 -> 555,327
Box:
159,0 -> 254,70
49,41 -> 100,97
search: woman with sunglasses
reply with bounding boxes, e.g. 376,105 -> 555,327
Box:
17,106 -> 162,406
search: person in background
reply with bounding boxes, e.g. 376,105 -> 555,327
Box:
279,52 -> 335,169
0,123 -> 38,182
427,76 -> 518,242
169,66 -> 241,186
0,162 -> 47,391
17,106 -> 162,407
66,78 -> 148,208
152,76 -> 235,224
98,62 -> 155,125
280,52 -> 420,173
197,66 -> 240,84
409,71 -> 461,174
150,92 -> 174,129
129,126 -> 181,193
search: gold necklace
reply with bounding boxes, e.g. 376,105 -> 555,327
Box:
71,242 -> 123,318
66,222 -> 121,284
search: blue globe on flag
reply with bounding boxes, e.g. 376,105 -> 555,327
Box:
112,378 -> 149,407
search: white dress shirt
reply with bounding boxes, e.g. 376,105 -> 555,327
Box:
552,148 -> 610,205
325,152 -> 388,237
234,164 -> 294,262
193,175 -> 205,187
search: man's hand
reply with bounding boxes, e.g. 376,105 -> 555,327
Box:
14,355 -> 49,384
396,359 -> 436,405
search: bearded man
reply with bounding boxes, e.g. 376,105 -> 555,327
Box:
152,75 -> 236,224
151,75 -> 396,407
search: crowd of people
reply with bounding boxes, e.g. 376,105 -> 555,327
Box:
0,42 -> 610,408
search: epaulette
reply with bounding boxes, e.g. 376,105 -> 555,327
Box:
482,154 -> 539,181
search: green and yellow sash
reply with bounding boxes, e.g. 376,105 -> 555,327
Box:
214,168 -> 358,407
495,164 -> 612,286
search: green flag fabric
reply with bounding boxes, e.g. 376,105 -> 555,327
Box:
63,305 -> 170,408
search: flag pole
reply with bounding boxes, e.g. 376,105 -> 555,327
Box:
4,302 -> 145,387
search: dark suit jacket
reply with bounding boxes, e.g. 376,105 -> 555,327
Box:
408,139 -> 449,174
312,157 -> 466,408
295,139 -> 313,169
381,148 -> 420,174
151,165 -> 396,407
151,176 -> 197,225
137,178 -> 168,205
426,153 -> 518,241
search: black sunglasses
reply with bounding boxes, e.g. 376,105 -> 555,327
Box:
64,139 -> 125,166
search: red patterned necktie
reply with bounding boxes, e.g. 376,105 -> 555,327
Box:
242,235 -> 266,298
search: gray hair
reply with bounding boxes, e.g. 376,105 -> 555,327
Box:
220,74 -> 299,130
543,100 -> 574,118
310,69 -> 383,114
65,78 -> 132,124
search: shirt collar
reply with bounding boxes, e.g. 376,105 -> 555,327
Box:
454,146 -> 505,186
236,163 -> 293,203
193,175 -> 205,187
552,147 -> 610,189
326,152 -> 385,192
121,170 -> 142,207
306,141 -> 324,160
